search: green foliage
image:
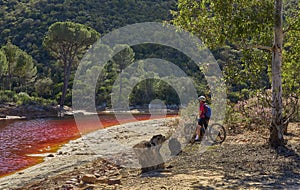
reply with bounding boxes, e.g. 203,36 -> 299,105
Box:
15,50 -> 37,81
0,50 -> 8,94
0,0 -> 177,105
1,41 -> 19,76
0,0 -> 209,108
112,44 -> 135,72
0,90 -> 56,105
282,18 -> 300,96
34,77 -> 54,98
14,92 -> 57,106
0,0 -> 176,65
171,0 -> 275,90
43,21 -> 100,61
43,21 -> 100,109
0,50 -> 8,77
172,0 -> 274,49
172,0 -> 299,101
0,41 -> 37,91
0,90 -> 16,103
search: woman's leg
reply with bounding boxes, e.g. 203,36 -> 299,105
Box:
195,119 -> 202,140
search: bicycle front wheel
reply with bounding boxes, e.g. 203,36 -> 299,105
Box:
208,123 -> 226,144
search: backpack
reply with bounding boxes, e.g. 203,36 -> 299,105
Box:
204,104 -> 211,119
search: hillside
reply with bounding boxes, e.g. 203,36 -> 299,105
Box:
0,0 -> 177,65
1,0 -> 193,107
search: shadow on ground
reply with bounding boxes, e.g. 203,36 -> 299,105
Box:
186,143 -> 300,189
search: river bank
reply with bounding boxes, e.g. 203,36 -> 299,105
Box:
0,117 -> 178,189
0,103 -> 59,120
0,102 -> 178,120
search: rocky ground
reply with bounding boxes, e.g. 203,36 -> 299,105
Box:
0,119 -> 299,190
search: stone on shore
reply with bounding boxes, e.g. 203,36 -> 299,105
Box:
81,174 -> 97,184
133,134 -> 166,173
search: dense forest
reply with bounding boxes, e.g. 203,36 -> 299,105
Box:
0,0 -> 192,108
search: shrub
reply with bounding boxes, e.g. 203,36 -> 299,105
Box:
226,90 -> 299,134
0,90 -> 57,106
15,92 -> 32,105
0,90 -> 17,103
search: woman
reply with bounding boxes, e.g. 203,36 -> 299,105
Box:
195,95 -> 209,141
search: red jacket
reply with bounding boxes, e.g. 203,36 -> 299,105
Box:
199,102 -> 205,119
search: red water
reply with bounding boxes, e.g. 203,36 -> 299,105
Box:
0,114 -> 175,177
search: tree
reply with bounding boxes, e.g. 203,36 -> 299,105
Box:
1,41 -> 19,90
1,41 -> 37,91
43,22 -> 100,114
14,50 -> 37,91
172,0 -> 300,147
34,77 -> 53,98
112,44 -> 135,109
0,50 -> 8,90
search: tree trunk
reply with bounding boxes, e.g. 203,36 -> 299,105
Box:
117,70 -> 123,110
59,61 -> 72,116
145,79 -> 153,103
269,0 -> 284,147
8,65 -> 12,91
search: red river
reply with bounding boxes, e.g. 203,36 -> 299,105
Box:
0,114 -> 175,177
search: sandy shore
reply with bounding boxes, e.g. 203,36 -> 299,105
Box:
0,117 -> 177,190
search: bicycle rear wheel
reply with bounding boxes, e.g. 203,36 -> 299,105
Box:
208,123 -> 226,144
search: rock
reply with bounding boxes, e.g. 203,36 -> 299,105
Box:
133,134 -> 166,173
83,185 -> 96,190
77,181 -> 85,188
150,134 -> 166,146
108,176 -> 121,185
96,176 -> 108,184
81,174 -> 97,184
94,173 -> 101,178
106,170 -> 120,176
47,154 -> 55,157
65,180 -> 74,185
70,178 -> 79,183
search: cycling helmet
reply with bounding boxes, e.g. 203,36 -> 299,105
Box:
197,95 -> 206,101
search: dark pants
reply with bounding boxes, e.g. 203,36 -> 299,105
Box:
198,118 -> 209,129
198,118 -> 209,135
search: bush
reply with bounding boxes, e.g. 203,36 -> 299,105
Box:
0,90 -> 57,106
0,90 -> 17,103
15,92 -> 32,105
225,90 -> 299,134
283,95 -> 300,122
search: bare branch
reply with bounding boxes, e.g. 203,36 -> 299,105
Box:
285,95 -> 299,120
245,45 -> 273,52
236,43 -> 273,52
262,90 -> 275,108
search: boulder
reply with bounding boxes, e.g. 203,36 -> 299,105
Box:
133,134 -> 166,173
81,174 -> 97,184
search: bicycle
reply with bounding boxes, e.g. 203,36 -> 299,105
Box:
190,119 -> 226,144
207,123 -> 226,144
